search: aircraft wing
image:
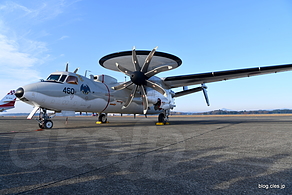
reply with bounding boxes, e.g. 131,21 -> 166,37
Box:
163,64 -> 292,89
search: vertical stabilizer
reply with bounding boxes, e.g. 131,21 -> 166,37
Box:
0,90 -> 16,112
1,90 -> 16,103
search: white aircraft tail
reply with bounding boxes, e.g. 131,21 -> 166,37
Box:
0,90 -> 16,111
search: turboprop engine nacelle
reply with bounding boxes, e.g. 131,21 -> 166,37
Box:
148,96 -> 174,110
148,96 -> 161,104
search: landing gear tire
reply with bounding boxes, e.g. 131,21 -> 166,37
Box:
156,110 -> 170,125
38,120 -> 53,129
38,122 -> 44,129
37,108 -> 54,129
158,113 -> 165,123
44,120 -> 53,129
98,113 -> 107,123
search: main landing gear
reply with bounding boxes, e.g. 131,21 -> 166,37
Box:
95,111 -> 170,125
156,110 -> 170,125
96,113 -> 108,124
38,108 -> 53,129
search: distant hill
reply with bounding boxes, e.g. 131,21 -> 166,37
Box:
0,113 -> 29,116
2,109 -> 292,117
171,109 -> 292,115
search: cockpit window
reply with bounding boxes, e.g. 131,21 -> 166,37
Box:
45,74 -> 68,83
46,74 -> 60,81
66,76 -> 78,84
59,75 -> 67,82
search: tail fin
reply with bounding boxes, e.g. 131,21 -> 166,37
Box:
0,90 -> 16,106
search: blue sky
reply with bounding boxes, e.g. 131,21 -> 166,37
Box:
1,0 -> 292,113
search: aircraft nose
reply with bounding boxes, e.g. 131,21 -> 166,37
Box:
15,87 -> 24,98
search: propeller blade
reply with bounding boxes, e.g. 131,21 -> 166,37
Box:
132,47 -> 141,71
139,85 -> 148,114
141,46 -> 158,73
116,63 -> 133,76
122,85 -> 138,109
146,80 -> 167,97
145,65 -> 173,78
112,81 -> 133,90
202,84 -> 210,106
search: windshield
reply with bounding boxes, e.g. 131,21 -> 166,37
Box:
46,74 -> 60,81
45,74 -> 68,83
59,75 -> 67,82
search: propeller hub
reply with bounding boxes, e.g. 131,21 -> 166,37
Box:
130,71 -> 147,85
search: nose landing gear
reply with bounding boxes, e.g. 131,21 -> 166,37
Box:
39,119 -> 53,129
38,108 -> 54,129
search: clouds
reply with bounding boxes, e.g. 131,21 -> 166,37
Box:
0,34 -> 40,79
0,1 -> 31,15
0,0 -> 65,22
0,32 -> 41,111
0,2 -> 49,84
0,0 -> 79,112
59,35 -> 69,40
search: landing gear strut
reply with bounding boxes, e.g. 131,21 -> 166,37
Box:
156,110 -> 170,125
38,108 -> 53,129
96,113 -> 108,124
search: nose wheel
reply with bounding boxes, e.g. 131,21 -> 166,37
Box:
39,120 -> 53,129
37,108 -> 54,129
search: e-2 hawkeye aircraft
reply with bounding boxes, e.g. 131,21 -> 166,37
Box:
15,47 -> 292,129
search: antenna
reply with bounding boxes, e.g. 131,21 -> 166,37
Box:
65,62 -> 69,72
73,68 -> 79,73
85,70 -> 91,77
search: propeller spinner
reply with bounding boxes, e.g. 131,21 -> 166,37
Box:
106,47 -> 179,114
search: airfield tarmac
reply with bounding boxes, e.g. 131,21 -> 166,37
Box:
0,115 -> 291,194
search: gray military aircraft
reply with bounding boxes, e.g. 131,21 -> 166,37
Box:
15,47 -> 292,129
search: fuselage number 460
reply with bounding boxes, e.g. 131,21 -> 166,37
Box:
63,87 -> 75,94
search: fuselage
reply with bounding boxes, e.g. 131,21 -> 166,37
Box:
15,71 -> 175,115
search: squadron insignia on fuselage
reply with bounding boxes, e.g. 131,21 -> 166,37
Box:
80,84 -> 91,94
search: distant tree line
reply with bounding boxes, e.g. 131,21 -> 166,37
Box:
171,109 -> 292,115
